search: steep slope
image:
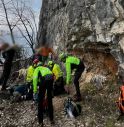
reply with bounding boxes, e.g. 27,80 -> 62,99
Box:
0,81 -> 123,127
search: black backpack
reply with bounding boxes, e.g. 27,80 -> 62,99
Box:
64,97 -> 81,118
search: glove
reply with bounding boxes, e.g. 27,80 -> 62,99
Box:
33,93 -> 38,103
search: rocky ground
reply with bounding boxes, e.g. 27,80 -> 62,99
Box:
0,81 -> 124,127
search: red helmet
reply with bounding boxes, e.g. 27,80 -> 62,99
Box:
33,59 -> 39,64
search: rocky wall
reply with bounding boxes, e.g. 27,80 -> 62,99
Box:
38,0 -> 124,79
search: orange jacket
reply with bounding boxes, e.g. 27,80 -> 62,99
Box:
117,85 -> 124,113
39,47 -> 55,57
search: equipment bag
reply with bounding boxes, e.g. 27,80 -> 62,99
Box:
117,85 -> 124,114
64,97 -> 81,118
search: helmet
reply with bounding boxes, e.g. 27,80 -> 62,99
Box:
37,62 -> 43,66
59,53 -> 67,61
48,61 -> 54,68
33,59 -> 39,64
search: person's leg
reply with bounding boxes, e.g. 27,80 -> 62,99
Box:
38,81 -> 46,124
1,61 -> 12,90
59,77 -> 65,91
74,61 -> 85,99
74,68 -> 84,98
26,82 -> 33,100
53,79 -> 61,96
46,79 -> 54,122
54,77 -> 65,95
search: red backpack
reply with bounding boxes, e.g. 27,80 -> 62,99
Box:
117,86 -> 124,114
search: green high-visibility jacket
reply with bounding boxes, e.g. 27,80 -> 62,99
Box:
33,66 -> 52,93
52,64 -> 63,80
26,66 -> 35,82
65,56 -> 80,85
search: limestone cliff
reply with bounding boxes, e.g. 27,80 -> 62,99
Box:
38,0 -> 124,79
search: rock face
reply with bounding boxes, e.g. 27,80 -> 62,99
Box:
38,0 -> 124,79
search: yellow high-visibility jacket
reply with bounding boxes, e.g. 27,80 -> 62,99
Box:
26,65 -> 35,82
52,64 -> 63,80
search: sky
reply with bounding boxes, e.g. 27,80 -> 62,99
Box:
32,0 -> 42,12
31,0 -> 42,29
0,0 -> 42,56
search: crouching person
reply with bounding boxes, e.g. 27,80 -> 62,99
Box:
48,61 -> 65,96
33,62 -> 54,126
26,59 -> 39,100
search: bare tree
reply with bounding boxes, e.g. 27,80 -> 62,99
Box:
11,0 -> 37,53
0,0 -> 38,54
0,0 -> 16,44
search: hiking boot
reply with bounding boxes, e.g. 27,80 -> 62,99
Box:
73,95 -> 82,102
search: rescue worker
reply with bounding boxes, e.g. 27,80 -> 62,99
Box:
32,52 -> 42,63
48,61 -> 65,96
33,62 -> 54,126
26,59 -> 39,83
0,42 -> 17,90
36,44 -> 56,64
26,59 -> 39,100
59,53 -> 85,102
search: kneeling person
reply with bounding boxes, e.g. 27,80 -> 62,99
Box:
48,61 -> 65,96
26,59 -> 39,99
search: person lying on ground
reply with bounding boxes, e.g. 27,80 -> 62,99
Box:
48,60 -> 65,96
59,52 -> 85,102
9,83 -> 33,101
33,62 -> 54,126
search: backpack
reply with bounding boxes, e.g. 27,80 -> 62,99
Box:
117,85 -> 124,114
64,97 -> 81,118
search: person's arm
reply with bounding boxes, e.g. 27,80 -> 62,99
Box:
33,68 -> 39,93
53,65 -> 59,80
66,62 -> 71,85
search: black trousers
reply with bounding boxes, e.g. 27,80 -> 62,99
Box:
0,61 -> 13,89
26,82 -> 33,100
53,77 -> 65,96
38,78 -> 54,123
74,61 -> 85,97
